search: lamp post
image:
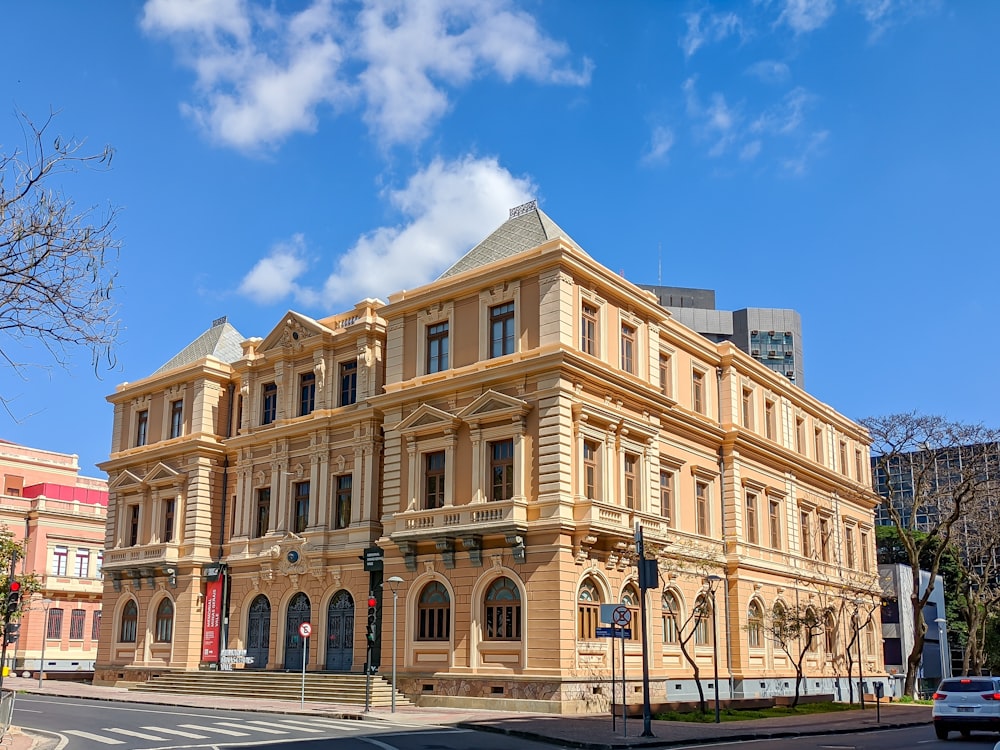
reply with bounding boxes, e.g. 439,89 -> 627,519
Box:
704,575 -> 722,723
935,618 -> 948,680
385,576 -> 404,713
38,599 -> 52,688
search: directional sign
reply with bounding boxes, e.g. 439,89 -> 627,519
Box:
299,622 -> 312,638
612,606 -> 632,626
596,627 -> 632,639
363,545 -> 384,572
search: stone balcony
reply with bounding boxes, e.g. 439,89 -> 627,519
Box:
102,543 -> 179,571
388,497 -> 528,544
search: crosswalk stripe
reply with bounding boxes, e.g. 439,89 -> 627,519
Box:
63,730 -> 125,745
141,726 -> 209,738
177,723 -> 250,736
261,721 -> 328,733
300,718 -> 365,730
216,721 -> 289,735
103,728 -> 169,740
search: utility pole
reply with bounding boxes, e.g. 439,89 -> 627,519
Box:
635,524 -> 657,738
0,551 -> 19,689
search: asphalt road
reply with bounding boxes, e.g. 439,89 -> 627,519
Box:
13,695 -> 564,750
669,723 -> 1000,750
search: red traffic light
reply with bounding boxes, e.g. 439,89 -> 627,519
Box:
367,596 -> 377,608
8,581 -> 20,592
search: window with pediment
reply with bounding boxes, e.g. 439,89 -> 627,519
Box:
459,390 -> 529,505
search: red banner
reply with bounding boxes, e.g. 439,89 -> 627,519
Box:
202,576 -> 223,662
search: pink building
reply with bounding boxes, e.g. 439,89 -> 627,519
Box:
0,440 -> 107,676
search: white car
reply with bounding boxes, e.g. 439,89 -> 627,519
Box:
931,676 -> 1000,740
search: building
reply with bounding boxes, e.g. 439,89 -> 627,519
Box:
0,440 -> 107,676
638,285 -> 803,387
96,202 -> 884,711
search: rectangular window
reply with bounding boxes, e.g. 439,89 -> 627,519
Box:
765,400 -> 776,440
96,551 -> 103,577
745,492 -> 758,545
581,302 -> 598,356
659,471 -> 674,527
136,410 -> 149,447
92,610 -> 102,641
163,498 -> 175,543
255,488 -> 270,538
69,610 -> 85,640
583,440 -> 599,500
52,546 -> 68,576
293,481 -> 310,533
819,517 -> 830,562
299,371 -> 316,416
659,354 -> 672,397
741,389 -> 753,429
424,451 -> 446,509
169,400 -> 184,439
427,322 -> 449,373
489,439 -> 514,502
855,449 -> 865,483
47,609 -> 63,639
692,370 -> 704,414
796,418 -> 806,454
261,382 -> 277,425
769,499 -> 781,550
800,510 -> 812,558
334,474 -> 352,529
74,549 -> 90,578
489,302 -> 515,357
845,525 -> 856,569
129,505 -> 140,546
861,531 -> 871,572
695,481 -> 709,536
339,361 -> 357,406
620,323 -> 635,374
624,453 -> 638,510
814,427 -> 824,464
839,441 -> 848,476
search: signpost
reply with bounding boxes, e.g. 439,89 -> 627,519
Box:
299,622 -> 311,707
599,603 -> 632,736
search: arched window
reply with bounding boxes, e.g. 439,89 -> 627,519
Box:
662,591 -> 681,644
824,610 -> 837,654
484,576 -> 521,641
694,594 -> 712,646
577,579 -> 600,640
804,607 -> 819,651
747,601 -> 764,648
119,600 -> 137,643
621,584 -> 641,641
416,582 -> 450,641
155,599 -> 174,643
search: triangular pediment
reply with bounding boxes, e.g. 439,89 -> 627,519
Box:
258,311 -> 333,353
108,470 -> 143,490
144,463 -> 183,486
458,390 -> 530,424
394,404 -> 460,436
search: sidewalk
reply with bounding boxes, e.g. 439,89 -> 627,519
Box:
1,676 -> 933,750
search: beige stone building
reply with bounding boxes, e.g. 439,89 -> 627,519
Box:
96,202 -> 884,710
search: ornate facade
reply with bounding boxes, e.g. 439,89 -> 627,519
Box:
96,203 -> 884,711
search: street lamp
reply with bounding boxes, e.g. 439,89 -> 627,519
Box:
935,618 -> 948,680
385,576 -> 404,713
38,599 -> 53,688
704,575 -> 723,724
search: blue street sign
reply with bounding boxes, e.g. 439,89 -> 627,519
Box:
596,627 -> 631,639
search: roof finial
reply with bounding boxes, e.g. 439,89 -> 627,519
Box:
509,200 -> 538,219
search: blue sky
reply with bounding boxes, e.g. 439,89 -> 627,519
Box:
2,0 -> 997,478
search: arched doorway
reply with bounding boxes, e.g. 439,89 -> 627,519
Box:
283,592 -> 311,670
325,590 -> 355,671
246,594 -> 271,669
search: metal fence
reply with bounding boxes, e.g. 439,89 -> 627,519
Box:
0,689 -> 14,738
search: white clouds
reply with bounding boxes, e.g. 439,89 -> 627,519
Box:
141,0 -> 590,152
781,130 -> 829,175
641,126 -> 675,165
745,60 -> 791,84
681,10 -> 746,57
777,0 -> 836,34
237,156 -> 536,308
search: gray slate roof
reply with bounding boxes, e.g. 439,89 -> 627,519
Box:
154,317 -> 245,375
439,201 -> 583,279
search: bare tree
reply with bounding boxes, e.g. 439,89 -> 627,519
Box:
0,109 -> 121,408
952,490 -> 1000,675
862,413 -> 1000,696
760,599 -> 827,707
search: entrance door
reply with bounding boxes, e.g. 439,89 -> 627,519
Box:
245,595 -> 270,670
283,592 -> 311,670
325,591 -> 355,671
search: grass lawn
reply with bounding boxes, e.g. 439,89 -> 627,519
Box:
655,701 -> 863,722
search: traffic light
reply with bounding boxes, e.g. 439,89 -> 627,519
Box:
366,595 -> 377,646
4,622 -> 19,644
5,580 -> 21,617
